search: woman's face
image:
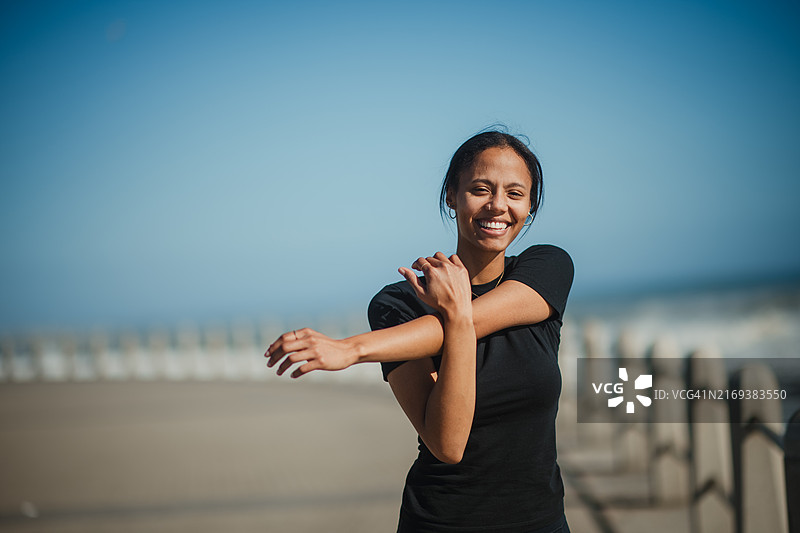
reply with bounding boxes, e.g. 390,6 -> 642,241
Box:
447,146 -> 533,255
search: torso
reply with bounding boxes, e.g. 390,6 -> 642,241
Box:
370,246 -> 573,532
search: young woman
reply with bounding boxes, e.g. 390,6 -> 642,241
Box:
265,131 -> 573,532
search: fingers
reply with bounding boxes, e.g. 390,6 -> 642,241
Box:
291,360 -> 323,379
274,345 -> 324,378
450,253 -> 465,268
263,327 -> 332,378
277,351 -> 309,376
294,327 -> 313,339
404,252 -> 462,296
398,266 -> 416,283
399,267 -> 426,299
265,334 -> 314,377
264,329 -> 315,368
412,253 -> 451,271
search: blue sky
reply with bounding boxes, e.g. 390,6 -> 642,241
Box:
1,0 -> 799,329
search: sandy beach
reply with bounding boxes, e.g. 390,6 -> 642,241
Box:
0,379 -> 611,533
0,380 -> 418,532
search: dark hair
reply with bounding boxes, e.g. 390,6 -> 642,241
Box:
439,130 -> 543,226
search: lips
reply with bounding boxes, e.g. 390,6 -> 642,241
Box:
476,219 -> 511,230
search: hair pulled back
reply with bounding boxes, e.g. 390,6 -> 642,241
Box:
439,130 -> 543,225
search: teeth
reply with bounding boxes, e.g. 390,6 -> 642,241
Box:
478,220 -> 508,229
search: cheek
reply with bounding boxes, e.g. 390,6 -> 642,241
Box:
457,216 -> 474,234
512,204 -> 531,222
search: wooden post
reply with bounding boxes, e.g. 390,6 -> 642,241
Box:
231,323 -> 255,380
58,335 -> 79,381
119,333 -> 139,380
688,346 -> 734,533
730,364 -> 788,533
0,337 -> 13,382
203,327 -> 227,380
147,331 -> 169,380
615,328 -> 648,473
89,333 -> 109,380
30,336 -> 46,381
177,326 -> 200,380
649,335 -> 690,503
41,335 -> 68,381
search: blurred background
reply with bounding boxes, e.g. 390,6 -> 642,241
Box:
1,1 -> 798,532
2,0 -> 798,333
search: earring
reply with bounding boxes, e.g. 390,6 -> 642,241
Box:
523,213 -> 534,226
448,207 -> 457,219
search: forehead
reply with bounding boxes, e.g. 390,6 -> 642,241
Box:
464,146 -> 532,187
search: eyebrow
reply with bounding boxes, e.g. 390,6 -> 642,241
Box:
469,178 -> 529,189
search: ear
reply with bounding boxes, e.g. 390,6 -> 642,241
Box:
445,188 -> 455,208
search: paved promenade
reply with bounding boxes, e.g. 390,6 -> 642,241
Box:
0,380 -> 683,532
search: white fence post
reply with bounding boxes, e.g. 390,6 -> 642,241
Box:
0,337 -> 13,382
688,346 -> 735,533
615,328 -> 648,472
649,335 -> 690,503
731,364 -> 788,533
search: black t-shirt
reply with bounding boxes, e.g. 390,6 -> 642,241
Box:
367,245 -> 574,533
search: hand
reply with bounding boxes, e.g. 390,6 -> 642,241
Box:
398,252 -> 472,318
264,328 -> 359,378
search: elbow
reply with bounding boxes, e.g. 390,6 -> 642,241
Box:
422,416 -> 473,464
438,450 -> 464,465
431,441 -> 467,464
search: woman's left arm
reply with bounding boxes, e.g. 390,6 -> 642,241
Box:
266,255 -> 553,378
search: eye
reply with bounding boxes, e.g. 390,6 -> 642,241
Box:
508,190 -> 525,198
472,187 -> 490,194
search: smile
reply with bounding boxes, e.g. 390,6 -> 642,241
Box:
477,220 -> 510,230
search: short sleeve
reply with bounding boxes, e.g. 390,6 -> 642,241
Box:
505,245 -> 574,319
367,283 -> 421,381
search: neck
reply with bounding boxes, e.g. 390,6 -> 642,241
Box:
456,241 -> 506,285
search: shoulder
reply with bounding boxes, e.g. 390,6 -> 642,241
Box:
511,244 -> 574,277
515,243 -> 572,262
368,280 -> 434,331
505,244 -> 574,319
368,280 -> 416,310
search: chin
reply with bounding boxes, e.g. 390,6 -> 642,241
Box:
474,239 -> 513,254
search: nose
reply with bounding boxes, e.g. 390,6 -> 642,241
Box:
487,192 -> 507,213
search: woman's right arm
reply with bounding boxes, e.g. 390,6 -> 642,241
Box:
383,253 -> 476,464
387,311 -> 475,464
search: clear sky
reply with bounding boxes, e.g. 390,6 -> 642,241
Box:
1,0 -> 799,330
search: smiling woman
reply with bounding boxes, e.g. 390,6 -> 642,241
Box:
441,132 -> 543,284
265,130 -> 574,532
